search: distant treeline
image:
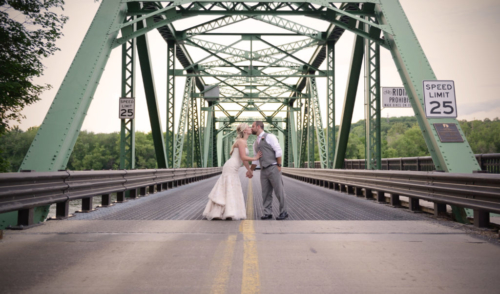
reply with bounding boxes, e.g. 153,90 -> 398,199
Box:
1,116 -> 499,172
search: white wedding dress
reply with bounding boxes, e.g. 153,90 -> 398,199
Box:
203,147 -> 247,220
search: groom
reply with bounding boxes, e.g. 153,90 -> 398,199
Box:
247,121 -> 288,220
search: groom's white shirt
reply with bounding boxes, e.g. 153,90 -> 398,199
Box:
252,131 -> 282,166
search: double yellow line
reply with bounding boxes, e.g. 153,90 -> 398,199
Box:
240,178 -> 260,294
210,179 -> 260,294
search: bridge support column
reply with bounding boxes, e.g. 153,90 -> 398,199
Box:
56,201 -> 70,219
365,189 -> 373,199
101,194 -> 111,207
473,210 -> 490,228
18,208 -> 34,227
82,197 -> 93,212
129,189 -> 137,199
375,191 -> 385,203
117,192 -> 126,203
390,193 -> 401,207
408,198 -> 420,212
434,203 -> 446,216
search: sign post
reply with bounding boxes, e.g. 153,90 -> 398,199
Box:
423,80 -> 457,118
119,97 -> 135,119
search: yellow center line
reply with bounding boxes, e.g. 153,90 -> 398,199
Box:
210,235 -> 237,294
240,178 -> 260,294
246,179 -> 254,220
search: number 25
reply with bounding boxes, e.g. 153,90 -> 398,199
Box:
430,101 -> 454,115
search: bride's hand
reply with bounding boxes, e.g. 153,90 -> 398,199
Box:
253,151 -> 262,160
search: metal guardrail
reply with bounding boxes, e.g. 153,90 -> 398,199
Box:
0,167 -> 222,228
344,153 -> 500,173
282,167 -> 500,228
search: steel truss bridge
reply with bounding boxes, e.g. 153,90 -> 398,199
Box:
0,1 -> 484,228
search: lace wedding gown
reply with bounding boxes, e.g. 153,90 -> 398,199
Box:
203,147 -> 247,220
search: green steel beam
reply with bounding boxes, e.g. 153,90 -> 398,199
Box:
120,19 -> 136,170
203,104 -> 213,167
326,41 -> 335,169
173,77 -> 194,168
183,15 -> 249,37
166,42 -> 175,168
333,21 -> 367,169
309,77 -> 327,169
211,103 -> 218,167
13,0 -> 127,228
364,17 -> 381,170
252,15 -> 323,40
299,97 -> 309,168
136,18 -> 168,168
20,0 -> 126,172
376,0 -> 480,174
192,98 -> 202,167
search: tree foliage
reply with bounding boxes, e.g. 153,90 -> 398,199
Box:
1,117 -> 500,172
0,0 -> 68,171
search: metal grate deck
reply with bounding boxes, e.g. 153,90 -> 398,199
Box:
72,168 -> 426,221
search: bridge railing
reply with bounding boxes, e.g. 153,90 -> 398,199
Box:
294,153 -> 500,173
344,153 -> 500,173
282,167 -> 500,228
0,168 -> 222,228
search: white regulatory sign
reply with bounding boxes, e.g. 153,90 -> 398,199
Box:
382,87 -> 411,108
119,98 -> 135,119
423,80 -> 457,118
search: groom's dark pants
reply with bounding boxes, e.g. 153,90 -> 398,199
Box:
260,165 -> 287,215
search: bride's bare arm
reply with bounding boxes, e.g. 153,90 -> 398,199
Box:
237,140 -> 261,162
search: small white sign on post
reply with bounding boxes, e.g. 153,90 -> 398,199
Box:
382,87 -> 411,108
423,80 -> 457,118
119,98 -> 135,119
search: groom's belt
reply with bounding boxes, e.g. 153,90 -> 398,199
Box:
261,163 -> 277,169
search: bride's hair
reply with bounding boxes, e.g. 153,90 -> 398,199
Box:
236,123 -> 248,138
230,123 -> 249,155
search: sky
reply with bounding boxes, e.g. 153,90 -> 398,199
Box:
16,0 -> 500,134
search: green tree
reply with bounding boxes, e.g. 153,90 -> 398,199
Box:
0,0 -> 68,171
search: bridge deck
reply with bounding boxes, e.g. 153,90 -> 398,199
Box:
1,169 -> 499,293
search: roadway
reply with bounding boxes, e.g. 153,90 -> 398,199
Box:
1,168 -> 499,293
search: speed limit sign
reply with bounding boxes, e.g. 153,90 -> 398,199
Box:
423,80 -> 457,118
119,98 -> 135,119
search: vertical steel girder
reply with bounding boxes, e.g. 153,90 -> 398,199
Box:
308,77 -> 327,169
299,97 -> 310,168
120,16 -> 136,170
191,98 -> 202,167
202,105 -> 213,167
376,0 -> 480,174
166,42 -> 175,168
200,99 -> 206,165
288,106 -> 298,168
364,18 -> 381,170
327,41 -> 335,169
185,96 -> 201,168
173,77 -> 194,168
136,19 -> 168,168
211,106 -> 218,167
333,21 -> 367,169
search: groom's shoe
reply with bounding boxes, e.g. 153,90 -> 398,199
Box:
260,214 -> 272,220
276,212 -> 289,220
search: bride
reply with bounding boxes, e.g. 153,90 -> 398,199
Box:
203,123 -> 262,220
